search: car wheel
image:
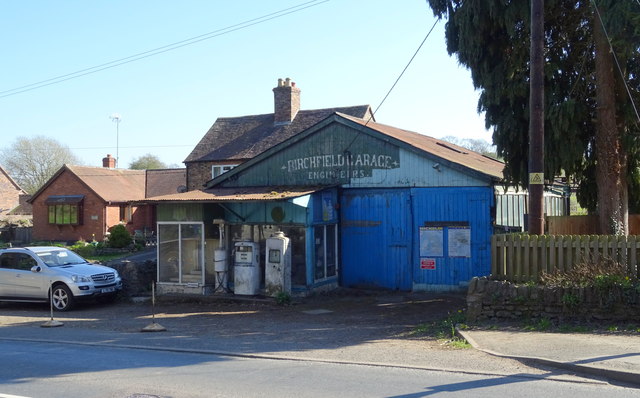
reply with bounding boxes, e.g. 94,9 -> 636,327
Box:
51,285 -> 74,311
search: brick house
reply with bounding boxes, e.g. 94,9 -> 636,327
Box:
28,155 -> 186,243
0,165 -> 27,217
184,78 -> 374,191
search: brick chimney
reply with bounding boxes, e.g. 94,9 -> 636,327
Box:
102,154 -> 116,168
273,78 -> 300,124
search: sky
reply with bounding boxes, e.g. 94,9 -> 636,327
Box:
0,0 -> 491,169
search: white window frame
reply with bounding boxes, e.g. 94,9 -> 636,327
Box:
156,221 -> 205,285
211,164 -> 238,179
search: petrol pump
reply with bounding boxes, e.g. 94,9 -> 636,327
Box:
265,231 -> 291,297
233,240 -> 260,295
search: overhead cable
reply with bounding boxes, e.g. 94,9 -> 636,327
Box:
0,0 -> 328,99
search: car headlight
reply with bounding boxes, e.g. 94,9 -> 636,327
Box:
71,274 -> 92,283
113,270 -> 120,279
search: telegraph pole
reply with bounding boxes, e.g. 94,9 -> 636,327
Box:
529,0 -> 545,234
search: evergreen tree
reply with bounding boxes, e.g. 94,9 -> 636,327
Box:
426,0 -> 640,234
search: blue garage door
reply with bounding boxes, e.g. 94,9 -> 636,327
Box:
410,187 -> 493,288
340,189 -> 411,290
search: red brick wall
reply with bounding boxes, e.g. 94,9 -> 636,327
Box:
32,169 -> 157,244
0,172 -> 22,216
105,205 -> 154,237
32,171 -> 107,242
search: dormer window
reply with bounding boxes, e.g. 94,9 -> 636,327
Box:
212,164 -> 238,179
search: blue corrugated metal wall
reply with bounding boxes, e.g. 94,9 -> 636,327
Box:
410,187 -> 493,289
340,189 -> 411,290
340,187 -> 493,290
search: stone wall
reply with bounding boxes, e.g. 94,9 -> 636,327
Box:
111,259 -> 156,298
467,277 -> 640,323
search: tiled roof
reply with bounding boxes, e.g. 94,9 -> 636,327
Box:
185,105 -> 373,163
339,113 -> 505,180
144,186 -> 323,203
145,168 -> 186,197
0,165 -> 25,193
29,165 -> 188,205
66,165 -> 146,202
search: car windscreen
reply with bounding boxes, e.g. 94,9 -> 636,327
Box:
36,250 -> 88,267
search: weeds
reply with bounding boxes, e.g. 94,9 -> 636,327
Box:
524,317 -> 552,331
275,291 -> 292,306
411,309 -> 470,348
561,292 -> 580,308
540,253 -> 637,289
557,324 -> 589,333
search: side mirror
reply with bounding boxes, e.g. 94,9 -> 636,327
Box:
30,265 -> 41,273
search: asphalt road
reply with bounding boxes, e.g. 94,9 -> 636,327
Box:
0,340 -> 637,398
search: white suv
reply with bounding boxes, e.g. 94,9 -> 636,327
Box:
0,246 -> 122,311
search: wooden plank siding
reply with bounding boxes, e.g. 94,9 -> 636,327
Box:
492,234 -> 640,282
547,214 -> 640,235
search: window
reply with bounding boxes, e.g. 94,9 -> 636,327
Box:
48,204 -> 81,225
0,253 -> 37,271
120,205 -> 133,223
45,195 -> 83,225
157,222 -> 204,284
211,164 -> 238,179
314,224 -> 338,281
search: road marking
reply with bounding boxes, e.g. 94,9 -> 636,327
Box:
0,394 -> 32,398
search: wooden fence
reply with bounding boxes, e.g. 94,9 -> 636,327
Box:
0,226 -> 31,244
491,234 -> 640,282
547,214 -> 640,235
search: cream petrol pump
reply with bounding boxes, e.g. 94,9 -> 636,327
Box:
233,240 -> 260,295
265,231 -> 291,297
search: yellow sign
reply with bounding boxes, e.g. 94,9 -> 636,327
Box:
529,173 -> 544,184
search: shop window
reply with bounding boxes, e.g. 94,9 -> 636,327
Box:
157,222 -> 204,284
314,224 -> 338,281
280,226 -> 307,286
212,164 -> 237,179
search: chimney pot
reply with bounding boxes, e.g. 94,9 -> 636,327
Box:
273,77 -> 301,124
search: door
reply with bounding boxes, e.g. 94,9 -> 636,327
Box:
340,189 -> 411,290
0,252 -> 46,299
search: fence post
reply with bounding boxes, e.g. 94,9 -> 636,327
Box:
506,234 -> 515,281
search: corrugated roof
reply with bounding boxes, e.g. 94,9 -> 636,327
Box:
65,165 -> 146,202
146,168 -> 186,197
339,113 -> 505,180
185,105 -> 373,163
144,186 -> 323,203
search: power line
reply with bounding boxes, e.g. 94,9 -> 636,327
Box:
366,18 -> 440,126
591,0 -> 640,123
70,144 -> 195,150
343,18 -> 439,155
0,0 -> 329,99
